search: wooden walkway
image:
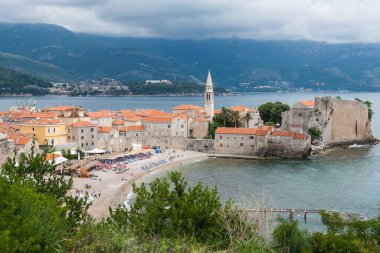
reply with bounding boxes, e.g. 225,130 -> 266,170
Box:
246,208 -> 323,214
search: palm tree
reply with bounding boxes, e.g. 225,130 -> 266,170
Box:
220,107 -> 231,127
231,111 -> 241,127
243,112 -> 253,128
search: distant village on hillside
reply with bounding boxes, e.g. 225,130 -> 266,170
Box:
0,71 -> 374,165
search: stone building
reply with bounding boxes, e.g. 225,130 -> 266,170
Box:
281,100 -> 315,132
143,117 -> 172,136
171,114 -> 188,137
0,133 -> 14,163
282,97 -> 373,146
190,118 -> 209,139
66,121 -> 97,150
20,118 -> 66,147
58,107 -> 91,126
214,127 -> 271,155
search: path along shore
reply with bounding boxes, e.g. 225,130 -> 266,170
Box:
70,149 -> 208,219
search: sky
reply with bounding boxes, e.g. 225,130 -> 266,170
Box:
0,0 -> 380,43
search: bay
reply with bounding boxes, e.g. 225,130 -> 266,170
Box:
1,92 -> 379,224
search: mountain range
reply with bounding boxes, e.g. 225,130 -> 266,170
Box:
1,23 -> 380,91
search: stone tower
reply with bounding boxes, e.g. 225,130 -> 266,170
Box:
204,70 -> 214,121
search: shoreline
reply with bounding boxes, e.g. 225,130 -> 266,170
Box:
70,149 -> 208,219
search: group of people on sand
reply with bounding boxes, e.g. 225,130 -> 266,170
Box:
140,159 -> 168,171
75,189 -> 102,203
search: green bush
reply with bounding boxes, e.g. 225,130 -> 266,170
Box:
308,127 -> 322,142
0,178 -> 67,252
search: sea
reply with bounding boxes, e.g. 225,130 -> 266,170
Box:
1,92 -> 380,228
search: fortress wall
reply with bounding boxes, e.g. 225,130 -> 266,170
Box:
186,139 -> 215,153
281,108 -> 314,132
266,135 -> 311,159
314,97 -> 370,145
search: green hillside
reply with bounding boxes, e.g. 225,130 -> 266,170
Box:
1,23 -> 380,91
0,66 -> 51,95
0,52 -> 72,82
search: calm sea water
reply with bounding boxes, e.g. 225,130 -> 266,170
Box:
1,92 -> 380,223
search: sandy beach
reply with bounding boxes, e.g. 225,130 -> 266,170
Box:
70,149 -> 208,219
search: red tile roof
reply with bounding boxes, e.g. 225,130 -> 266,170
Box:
173,104 -> 203,111
43,106 -> 75,112
71,121 -> 96,127
125,116 -> 142,122
301,100 -> 315,107
87,111 -> 113,119
215,127 -> 258,135
112,119 -> 124,125
294,133 -> 307,140
22,118 -> 62,125
231,105 -> 248,111
143,117 -> 172,123
98,126 -> 112,133
271,131 -> 294,137
120,125 -> 145,132
11,136 -> 32,145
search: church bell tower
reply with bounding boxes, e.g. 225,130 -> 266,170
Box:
204,70 -> 214,121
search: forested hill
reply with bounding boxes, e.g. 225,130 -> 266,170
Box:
0,66 -> 51,95
2,23 -> 380,91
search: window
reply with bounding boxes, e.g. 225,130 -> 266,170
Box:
48,128 -> 51,133
219,136 -> 222,139
81,136 -> 84,140
86,143 -> 88,146
168,125 -> 171,128
240,143 -> 244,147
91,128 -> 94,132
73,136 -> 75,140
250,136 -> 254,140
135,133 -> 139,137
81,143 -> 84,147
53,128 -> 56,133
92,135 -> 94,138
68,136 -> 71,140
234,137 -> 236,140
81,129 -> 84,133
68,129 -> 71,133
181,125 -> 184,128
92,142 -> 94,145
32,128 -> 35,132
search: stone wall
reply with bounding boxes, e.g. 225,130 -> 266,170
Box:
0,138 -> 14,164
186,139 -> 215,153
101,135 -> 188,152
281,108 -> 314,132
311,97 -> 372,146
265,135 -> 311,159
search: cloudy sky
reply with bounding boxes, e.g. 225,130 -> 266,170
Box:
0,0 -> 379,43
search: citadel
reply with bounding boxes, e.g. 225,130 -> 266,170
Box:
0,71 -> 374,162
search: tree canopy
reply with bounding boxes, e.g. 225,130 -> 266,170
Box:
258,102 -> 290,125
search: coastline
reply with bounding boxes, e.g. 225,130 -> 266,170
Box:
71,149 -> 208,219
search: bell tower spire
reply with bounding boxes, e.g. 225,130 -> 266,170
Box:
204,70 -> 214,121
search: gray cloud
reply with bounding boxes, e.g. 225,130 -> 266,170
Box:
0,0 -> 380,43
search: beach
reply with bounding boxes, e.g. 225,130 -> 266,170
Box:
70,149 -> 208,219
